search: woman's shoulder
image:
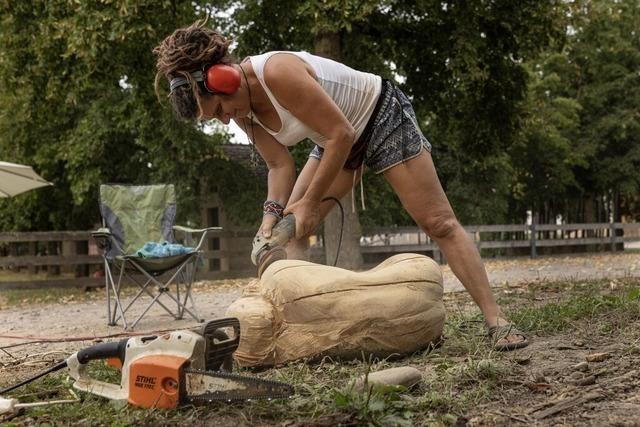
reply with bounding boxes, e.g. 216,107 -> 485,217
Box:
249,50 -> 303,61
246,51 -> 280,68
250,51 -> 309,75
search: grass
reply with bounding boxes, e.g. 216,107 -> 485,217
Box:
0,271 -> 77,282
0,286 -> 103,308
1,277 -> 640,426
509,279 -> 640,335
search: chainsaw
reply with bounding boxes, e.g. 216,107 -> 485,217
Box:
1,318 -> 293,410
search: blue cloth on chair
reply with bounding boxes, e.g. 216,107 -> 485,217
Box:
135,241 -> 195,258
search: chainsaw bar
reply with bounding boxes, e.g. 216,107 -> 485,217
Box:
182,368 -> 294,403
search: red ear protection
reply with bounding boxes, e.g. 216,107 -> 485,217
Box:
203,64 -> 241,94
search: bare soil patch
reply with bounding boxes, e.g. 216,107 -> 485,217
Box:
448,283 -> 640,426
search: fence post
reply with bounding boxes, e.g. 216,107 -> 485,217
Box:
610,222 -> 616,252
28,242 -> 37,275
61,239 -> 77,275
530,222 -> 537,258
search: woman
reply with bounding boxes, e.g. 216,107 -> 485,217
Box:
154,20 -> 528,351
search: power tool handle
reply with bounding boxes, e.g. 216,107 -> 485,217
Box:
77,338 -> 129,365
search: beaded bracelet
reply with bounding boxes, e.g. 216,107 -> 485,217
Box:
263,200 -> 285,219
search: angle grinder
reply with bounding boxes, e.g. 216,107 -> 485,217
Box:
251,214 -> 296,277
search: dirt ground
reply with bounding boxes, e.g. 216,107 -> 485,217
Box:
467,325 -> 640,426
1,252 -> 639,425
1,252 -> 638,348
440,280 -> 640,427
442,251 -> 640,292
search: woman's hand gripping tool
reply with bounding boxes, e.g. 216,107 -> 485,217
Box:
251,214 -> 296,277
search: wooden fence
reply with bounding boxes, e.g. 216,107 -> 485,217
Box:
0,229 -> 240,289
1,222 -> 639,289
358,222 -> 640,263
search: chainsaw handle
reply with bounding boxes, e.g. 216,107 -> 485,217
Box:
77,338 -> 129,365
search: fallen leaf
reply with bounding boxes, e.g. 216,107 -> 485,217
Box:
526,382 -> 552,392
514,355 -> 532,365
585,352 -> 611,362
573,375 -> 596,386
571,362 -> 589,372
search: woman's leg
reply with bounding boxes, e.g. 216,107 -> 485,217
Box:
286,157 -> 361,259
383,149 -> 525,347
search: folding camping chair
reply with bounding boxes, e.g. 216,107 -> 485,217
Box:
91,184 -> 221,330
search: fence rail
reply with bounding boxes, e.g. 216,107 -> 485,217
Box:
358,222 -> 640,261
1,222 -> 639,289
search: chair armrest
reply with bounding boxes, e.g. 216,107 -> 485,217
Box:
173,226 -> 222,234
173,226 -> 222,250
91,228 -> 113,252
91,227 -> 112,237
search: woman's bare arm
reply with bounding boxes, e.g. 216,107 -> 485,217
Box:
262,54 -> 356,238
234,117 -> 296,237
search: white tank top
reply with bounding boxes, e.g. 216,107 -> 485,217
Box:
248,51 -> 381,147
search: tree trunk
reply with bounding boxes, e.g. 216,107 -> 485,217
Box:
587,193 -> 601,252
584,193 -> 596,238
613,190 -> 624,251
314,30 -> 364,270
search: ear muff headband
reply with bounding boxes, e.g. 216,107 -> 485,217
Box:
169,64 -> 241,95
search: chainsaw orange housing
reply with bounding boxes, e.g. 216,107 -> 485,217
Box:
106,357 -> 122,370
127,355 -> 187,409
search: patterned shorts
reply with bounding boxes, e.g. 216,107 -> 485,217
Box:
310,79 -> 432,174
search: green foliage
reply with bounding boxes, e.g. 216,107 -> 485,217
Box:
0,0 -> 227,230
208,0 -> 566,225
210,156 -> 266,227
1,0 -> 638,231
509,58 -> 585,218
298,0 -> 384,35
508,0 -> 640,223
571,1 -> 640,200
392,1 -> 566,223
333,383 -> 413,427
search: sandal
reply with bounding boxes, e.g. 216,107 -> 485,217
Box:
487,324 -> 529,351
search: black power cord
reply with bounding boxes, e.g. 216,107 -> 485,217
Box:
321,196 -> 344,267
0,360 -> 68,395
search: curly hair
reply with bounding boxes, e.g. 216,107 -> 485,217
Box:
153,19 -> 234,120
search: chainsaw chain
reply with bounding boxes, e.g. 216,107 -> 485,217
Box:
183,368 -> 294,403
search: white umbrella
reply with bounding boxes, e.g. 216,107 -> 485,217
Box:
0,161 -> 53,197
